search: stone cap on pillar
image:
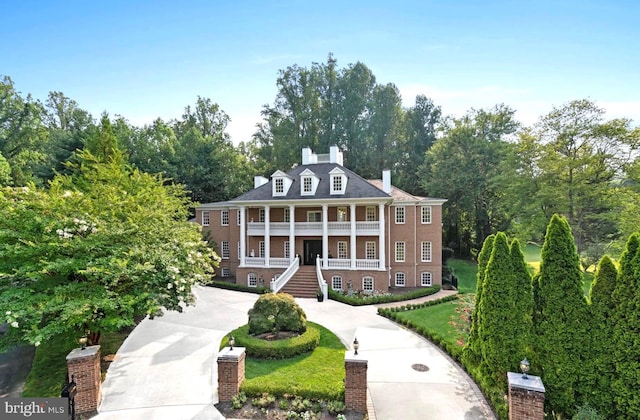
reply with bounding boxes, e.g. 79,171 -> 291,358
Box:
345,351 -> 367,363
507,372 -> 545,393
218,346 -> 246,360
66,345 -> 100,361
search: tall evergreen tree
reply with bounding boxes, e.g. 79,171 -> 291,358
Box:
463,234 -> 494,366
534,214 -> 589,416
477,233 -> 531,389
611,233 -> 640,418
587,255 -> 618,418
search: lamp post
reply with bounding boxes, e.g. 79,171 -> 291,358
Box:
79,336 -> 88,350
229,335 -> 235,351
520,358 -> 530,379
353,337 -> 359,355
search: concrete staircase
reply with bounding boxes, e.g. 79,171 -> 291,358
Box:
279,266 -> 319,298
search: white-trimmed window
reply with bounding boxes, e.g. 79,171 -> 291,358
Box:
259,241 -> 265,258
395,272 -> 406,287
307,211 -> 322,222
221,210 -> 229,226
363,276 -> 374,292
395,241 -> 405,262
221,241 -> 230,259
421,272 -> 432,286
275,178 -> 284,194
337,241 -> 347,259
302,176 -> 313,193
259,208 -> 265,223
332,176 -> 343,192
221,268 -> 230,278
366,206 -> 376,221
202,211 -> 210,226
395,206 -> 405,224
237,242 -> 241,260
332,275 -> 343,291
421,206 -> 432,224
421,241 -> 432,262
284,208 -> 290,223
337,207 -> 348,222
284,241 -> 290,259
237,209 -> 242,225
248,273 -> 257,287
365,242 -> 376,259
329,167 -> 347,195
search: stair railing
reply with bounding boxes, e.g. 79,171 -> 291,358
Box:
270,254 -> 300,293
315,255 -> 328,301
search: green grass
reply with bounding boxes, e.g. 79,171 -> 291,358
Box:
22,331 -> 77,397
394,298 -> 463,347
241,322 -> 345,400
448,259 -> 478,294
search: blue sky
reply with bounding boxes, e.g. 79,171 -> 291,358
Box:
2,0 -> 638,143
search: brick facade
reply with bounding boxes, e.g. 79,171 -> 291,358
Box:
66,345 -> 102,415
507,372 -> 545,420
344,352 -> 368,413
217,347 -> 246,402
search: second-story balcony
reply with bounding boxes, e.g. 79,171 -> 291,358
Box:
247,221 -> 379,237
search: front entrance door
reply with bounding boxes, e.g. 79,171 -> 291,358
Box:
303,240 -> 323,265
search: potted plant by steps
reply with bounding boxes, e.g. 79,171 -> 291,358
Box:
316,289 -> 324,302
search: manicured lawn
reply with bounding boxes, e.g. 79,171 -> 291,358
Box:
394,298 -> 464,347
448,259 -> 477,294
242,322 -> 345,400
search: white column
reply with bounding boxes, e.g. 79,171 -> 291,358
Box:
322,204 -> 328,269
289,205 -> 295,262
239,207 -> 246,266
350,204 -> 357,269
264,206 -> 270,267
379,203 -> 386,270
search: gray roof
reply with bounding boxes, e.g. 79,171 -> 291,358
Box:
232,163 -> 390,203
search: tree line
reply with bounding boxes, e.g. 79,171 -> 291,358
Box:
2,55 -> 639,260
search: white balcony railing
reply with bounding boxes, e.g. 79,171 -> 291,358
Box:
244,257 -> 290,268
247,221 -> 380,236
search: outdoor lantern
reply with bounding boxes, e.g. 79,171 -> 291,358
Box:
353,337 -> 359,355
229,335 -> 235,350
79,336 -> 88,350
520,358 -> 530,379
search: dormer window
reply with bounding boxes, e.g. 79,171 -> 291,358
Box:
300,169 -> 319,196
303,177 -> 313,193
329,167 -> 347,195
271,170 -> 293,197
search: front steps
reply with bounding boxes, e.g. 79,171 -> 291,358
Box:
279,266 -> 319,298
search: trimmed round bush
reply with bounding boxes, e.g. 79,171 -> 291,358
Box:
248,293 -> 307,335
226,323 -> 321,359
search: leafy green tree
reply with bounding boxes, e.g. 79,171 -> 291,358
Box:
534,214 -> 590,416
419,105 -> 518,256
587,255 -> 618,418
0,75 -> 48,185
477,233 -> 532,389
0,152 -> 11,185
0,150 -> 218,350
463,234 -> 494,366
611,233 -> 640,418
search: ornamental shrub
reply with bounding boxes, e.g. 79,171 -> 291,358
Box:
227,323 -> 320,359
248,293 -> 306,335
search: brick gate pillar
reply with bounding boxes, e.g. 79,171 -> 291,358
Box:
507,372 -> 545,420
217,347 -> 246,402
344,351 -> 368,413
66,345 -> 101,415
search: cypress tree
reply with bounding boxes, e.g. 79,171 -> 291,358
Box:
611,233 -> 640,418
587,255 -> 618,418
477,233 -> 533,389
463,234 -> 495,366
510,238 -> 533,356
534,214 -> 589,417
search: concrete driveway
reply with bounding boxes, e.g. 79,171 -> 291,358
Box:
97,287 -> 494,419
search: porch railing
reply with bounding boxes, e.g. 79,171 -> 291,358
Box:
316,257 -> 328,301
270,256 -> 300,293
